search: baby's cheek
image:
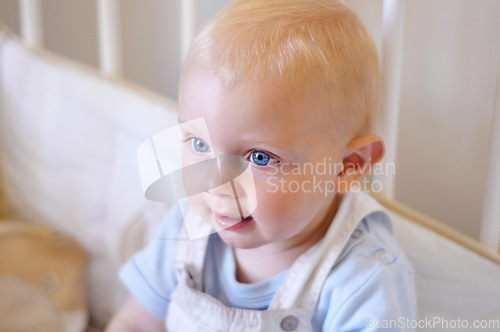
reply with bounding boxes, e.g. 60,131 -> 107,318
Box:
251,175 -> 285,212
254,174 -> 312,218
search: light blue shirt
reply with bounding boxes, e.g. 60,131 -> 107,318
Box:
120,200 -> 417,331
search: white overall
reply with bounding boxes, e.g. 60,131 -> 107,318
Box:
165,192 -> 382,331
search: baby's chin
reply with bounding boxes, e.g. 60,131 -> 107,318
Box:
214,225 -> 269,250
216,233 -> 259,250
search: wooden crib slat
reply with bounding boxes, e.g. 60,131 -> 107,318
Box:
19,0 -> 43,48
480,62 -> 500,254
374,0 -> 407,199
96,0 -> 122,77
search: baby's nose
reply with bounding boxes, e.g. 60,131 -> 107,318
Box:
207,179 -> 238,198
204,154 -> 249,197
182,154 -> 249,199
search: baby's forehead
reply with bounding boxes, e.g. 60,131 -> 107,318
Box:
212,79 -> 343,141
184,66 -> 339,119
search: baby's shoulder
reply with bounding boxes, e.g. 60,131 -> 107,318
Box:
135,204 -> 185,266
316,211 -> 416,330
326,210 -> 414,294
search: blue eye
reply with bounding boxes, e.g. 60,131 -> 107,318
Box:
192,138 -> 209,153
250,151 -> 270,166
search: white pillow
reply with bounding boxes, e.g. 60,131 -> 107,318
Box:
0,29 -> 177,325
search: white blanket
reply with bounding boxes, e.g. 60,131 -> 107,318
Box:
390,209 -> 500,331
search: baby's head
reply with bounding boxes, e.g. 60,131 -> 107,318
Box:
182,0 -> 381,137
178,0 -> 384,249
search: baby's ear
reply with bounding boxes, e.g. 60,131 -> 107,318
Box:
336,134 -> 385,193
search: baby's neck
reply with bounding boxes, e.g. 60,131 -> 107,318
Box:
233,241 -> 312,284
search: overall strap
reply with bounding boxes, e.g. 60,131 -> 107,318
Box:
268,191 -> 385,315
173,206 -> 211,291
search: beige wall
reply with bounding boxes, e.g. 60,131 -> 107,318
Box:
396,0 -> 499,240
345,0 -> 500,240
1,0 -> 499,240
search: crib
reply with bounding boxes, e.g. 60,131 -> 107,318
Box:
0,0 -> 499,331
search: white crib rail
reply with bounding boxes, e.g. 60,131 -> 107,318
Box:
375,0 -> 406,199
180,0 -> 201,65
20,0 -> 124,78
96,0 -> 123,78
19,0 -> 43,48
480,62 -> 500,253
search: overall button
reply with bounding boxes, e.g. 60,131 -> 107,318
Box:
281,315 -> 299,331
374,249 -> 388,263
351,229 -> 362,239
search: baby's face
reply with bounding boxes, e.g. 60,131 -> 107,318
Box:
178,69 -> 348,250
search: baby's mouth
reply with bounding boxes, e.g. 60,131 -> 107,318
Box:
213,212 -> 254,231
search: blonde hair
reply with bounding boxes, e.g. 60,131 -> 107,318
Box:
183,0 -> 381,134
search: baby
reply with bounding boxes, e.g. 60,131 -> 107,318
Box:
107,0 -> 416,331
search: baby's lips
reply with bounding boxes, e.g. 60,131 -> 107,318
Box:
214,211 -> 254,220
